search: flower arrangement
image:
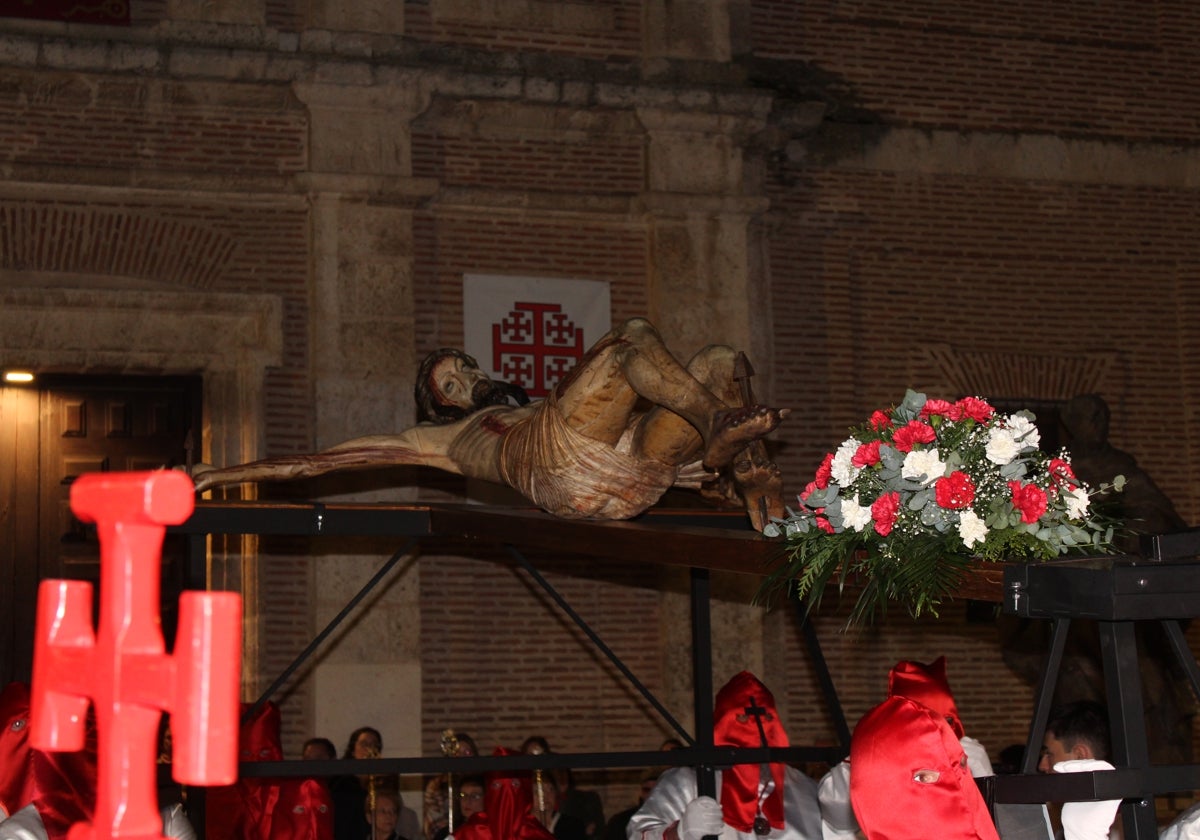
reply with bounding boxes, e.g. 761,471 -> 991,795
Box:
761,390 -> 1122,623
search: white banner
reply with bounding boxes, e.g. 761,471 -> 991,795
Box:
462,274 -> 612,398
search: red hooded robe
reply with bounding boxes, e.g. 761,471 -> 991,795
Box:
712,671 -> 789,834
849,661 -> 998,840
455,748 -> 555,840
0,682 -> 97,840
205,702 -> 333,840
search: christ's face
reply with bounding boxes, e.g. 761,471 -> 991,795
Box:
430,354 -> 493,411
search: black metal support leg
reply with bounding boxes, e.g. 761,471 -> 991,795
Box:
691,567 -> 716,801
1022,617 -> 1071,775
1098,621 -> 1157,840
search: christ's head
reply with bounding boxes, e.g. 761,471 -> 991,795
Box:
415,349 -> 529,423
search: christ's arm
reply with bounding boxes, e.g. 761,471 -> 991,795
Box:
192,427 -> 465,492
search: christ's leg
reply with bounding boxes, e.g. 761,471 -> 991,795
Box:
558,318 -> 784,469
630,342 -> 785,530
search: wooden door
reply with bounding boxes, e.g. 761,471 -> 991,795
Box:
0,375 -> 200,685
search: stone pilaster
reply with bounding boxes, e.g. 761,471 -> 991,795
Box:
643,0 -> 733,62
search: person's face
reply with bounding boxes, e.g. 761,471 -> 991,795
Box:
1038,731 -> 1077,773
460,783 -> 485,819
304,742 -> 335,762
638,778 -> 657,804
353,731 -> 382,759
371,797 -> 399,839
456,741 -> 476,758
430,355 -> 492,411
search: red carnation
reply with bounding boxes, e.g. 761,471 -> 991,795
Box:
955,396 -> 995,423
869,410 -> 894,431
921,399 -> 963,421
814,452 -> 834,489
872,491 -> 901,536
1009,480 -> 1048,524
891,420 -> 936,453
852,440 -> 883,468
935,471 -> 976,509
1047,458 -> 1078,490
816,516 -> 835,534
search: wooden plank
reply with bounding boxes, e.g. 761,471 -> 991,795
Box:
427,504 -> 784,576
179,501 -> 1009,600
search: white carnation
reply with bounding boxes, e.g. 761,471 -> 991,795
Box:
831,438 -> 862,487
840,494 -> 873,532
1064,486 -> 1090,519
985,427 -> 1020,465
1006,415 -> 1041,450
958,510 -> 988,548
902,449 -> 946,486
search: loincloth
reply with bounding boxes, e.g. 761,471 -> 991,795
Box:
498,394 -> 677,520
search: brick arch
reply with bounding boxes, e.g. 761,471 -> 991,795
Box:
925,344 -> 1120,402
0,201 -> 237,291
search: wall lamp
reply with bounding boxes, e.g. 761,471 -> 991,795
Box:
3,370 -> 35,384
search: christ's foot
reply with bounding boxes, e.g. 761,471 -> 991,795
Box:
732,452 -> 785,533
702,405 -> 788,469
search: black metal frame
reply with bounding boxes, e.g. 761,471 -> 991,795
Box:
990,547 -> 1200,839
169,501 -> 851,836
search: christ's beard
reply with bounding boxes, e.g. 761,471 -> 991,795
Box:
471,379 -> 529,410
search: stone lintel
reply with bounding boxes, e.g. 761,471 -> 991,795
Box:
808,126 -> 1200,189
297,173 -> 440,203
0,287 -> 283,374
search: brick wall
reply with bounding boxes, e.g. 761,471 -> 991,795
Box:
750,0 -> 1200,140
405,0 -> 642,61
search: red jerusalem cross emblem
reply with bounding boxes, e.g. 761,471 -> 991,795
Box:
492,302 -> 585,398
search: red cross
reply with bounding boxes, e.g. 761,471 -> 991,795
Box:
492,302 -> 584,397
30,470 -> 241,840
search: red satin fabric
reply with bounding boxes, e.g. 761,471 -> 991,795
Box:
0,682 -> 97,839
205,702 -> 333,840
455,747 -> 554,840
849,696 -> 998,840
712,672 -> 787,834
887,658 -> 964,739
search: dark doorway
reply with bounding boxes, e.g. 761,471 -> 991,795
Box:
0,374 -> 201,686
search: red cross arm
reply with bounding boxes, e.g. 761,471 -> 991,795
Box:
31,579 -> 97,752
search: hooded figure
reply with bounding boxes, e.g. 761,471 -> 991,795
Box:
818,659 -> 994,840
627,671 -> 822,840
0,682 -> 97,840
848,671 -> 999,840
887,658 -> 963,738
455,747 -> 555,840
205,702 -> 333,840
